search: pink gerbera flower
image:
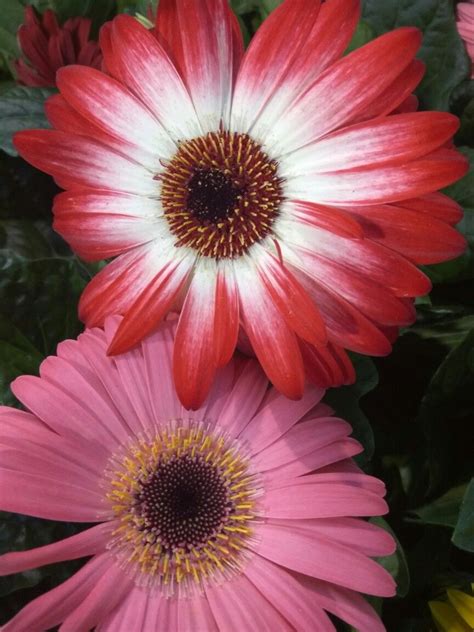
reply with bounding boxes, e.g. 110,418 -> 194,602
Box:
14,0 -> 468,409
0,318 -> 395,631
457,2 -> 474,77
14,6 -> 102,88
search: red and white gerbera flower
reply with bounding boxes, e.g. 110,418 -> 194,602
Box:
14,6 -> 102,88
15,0 -> 468,409
0,318 -> 395,631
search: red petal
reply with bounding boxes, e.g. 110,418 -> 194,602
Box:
236,264 -> 305,399
255,247 -> 327,347
214,265 -> 239,367
173,264 -> 219,410
108,254 -> 194,355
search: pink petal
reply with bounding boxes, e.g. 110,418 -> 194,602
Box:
271,517 -> 396,558
216,358 -> 269,437
206,573 -> 292,631
254,416 -> 352,472
296,573 -> 388,632
264,483 -> 388,519
98,587 -> 152,632
241,386 -> 324,454
2,554 -> 112,631
0,523 -> 111,576
60,561 -> 131,631
177,596 -> 218,631
266,438 -> 363,482
0,469 -> 105,521
257,523 -> 396,597
245,556 -> 336,631
141,319 -> 185,423
12,371 -> 122,449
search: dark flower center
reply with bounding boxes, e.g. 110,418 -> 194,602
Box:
135,454 -> 233,551
160,131 -> 284,259
187,168 -> 243,223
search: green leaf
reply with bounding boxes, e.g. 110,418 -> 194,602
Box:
345,20 -> 376,53
258,0 -> 283,19
0,0 -> 25,62
417,329 -> 474,492
0,314 -> 43,407
0,218 -> 94,358
428,147 -> 474,284
51,0 -> 116,36
0,86 -> 52,157
371,517 -> 410,597
452,478 -> 474,552
411,484 -> 467,528
324,355 -> 378,464
362,0 -> 470,110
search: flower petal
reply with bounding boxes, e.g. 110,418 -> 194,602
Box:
107,14 -> 201,139
234,258 -> 305,399
0,523 -> 110,576
14,130 -> 157,195
155,0 -> 243,129
245,556 -> 337,631
287,149 -> 469,206
264,27 -> 423,154
264,483 -> 388,519
173,260 -> 219,410
257,523 -> 396,597
108,250 -> 195,356
206,573 -> 292,631
57,65 -> 175,161
1,554 -> 113,632
241,386 -> 324,454
60,560 -> 131,632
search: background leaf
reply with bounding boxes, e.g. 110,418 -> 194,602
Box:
0,86 -> 52,156
362,0 -> 470,110
452,479 -> 474,552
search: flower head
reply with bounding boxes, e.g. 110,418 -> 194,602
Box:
429,585 -> 474,632
0,318 -> 395,631
14,6 -> 102,88
457,2 -> 474,77
14,0 -> 468,409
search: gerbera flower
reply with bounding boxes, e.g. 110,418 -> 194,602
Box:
0,318 -> 395,631
14,6 -> 102,88
457,2 -> 474,77
429,585 -> 474,632
14,0 -> 468,409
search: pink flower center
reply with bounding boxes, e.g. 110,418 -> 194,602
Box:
105,422 -> 262,595
159,131 -> 284,259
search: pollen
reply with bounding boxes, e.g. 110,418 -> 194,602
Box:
159,131 -> 285,259
104,421 -> 261,596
